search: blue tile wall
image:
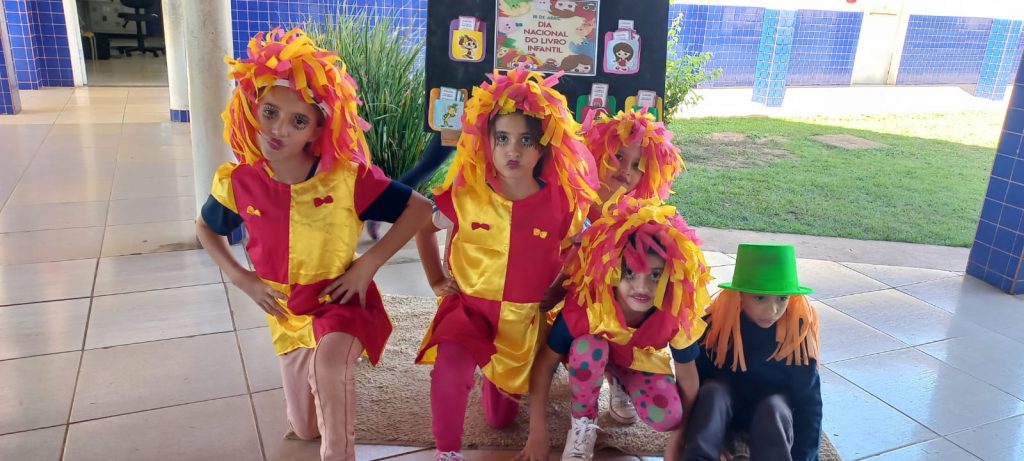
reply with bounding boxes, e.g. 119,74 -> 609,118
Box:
971,52 -> 1024,294
3,0 -> 72,89
787,10 -> 862,86
670,4 -> 765,87
1010,27 -> 1024,86
671,5 -> 863,88
5,0 -> 41,89
976,19 -> 1023,100
231,0 -> 427,59
897,15 -> 992,85
170,108 -> 190,123
752,9 -> 794,107
33,0 -> 72,87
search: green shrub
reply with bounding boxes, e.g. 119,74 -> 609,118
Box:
664,13 -> 723,122
306,10 -> 433,192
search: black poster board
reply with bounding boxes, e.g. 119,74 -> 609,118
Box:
424,0 -> 669,134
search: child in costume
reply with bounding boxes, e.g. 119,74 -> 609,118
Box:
544,107 -> 684,296
583,107 -> 684,215
414,68 -> 598,461
195,28 -> 431,461
682,243 -> 822,461
542,108 -> 687,422
518,195 -> 711,461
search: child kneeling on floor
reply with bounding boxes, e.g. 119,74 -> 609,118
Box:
682,243 -> 822,461
518,195 -> 712,461
196,28 -> 431,461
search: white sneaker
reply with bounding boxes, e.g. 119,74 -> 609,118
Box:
434,450 -> 465,461
562,416 -> 599,461
607,375 -> 638,424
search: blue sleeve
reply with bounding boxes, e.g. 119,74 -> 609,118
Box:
790,362 -> 823,461
670,341 -> 700,364
201,195 -> 243,236
546,313 -> 575,356
359,180 -> 413,223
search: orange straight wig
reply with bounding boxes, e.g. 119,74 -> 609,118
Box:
703,289 -> 820,372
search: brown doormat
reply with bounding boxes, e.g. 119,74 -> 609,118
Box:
357,295 -> 841,459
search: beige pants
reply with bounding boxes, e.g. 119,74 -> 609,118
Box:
279,333 -> 363,461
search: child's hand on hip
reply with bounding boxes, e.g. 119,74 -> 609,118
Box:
234,270 -> 289,319
320,257 -> 378,306
430,276 -> 460,297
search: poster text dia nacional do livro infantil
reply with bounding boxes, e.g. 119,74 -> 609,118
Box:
495,0 -> 599,76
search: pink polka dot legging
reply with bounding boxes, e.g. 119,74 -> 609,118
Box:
568,334 -> 683,432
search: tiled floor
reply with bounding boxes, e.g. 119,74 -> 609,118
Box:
85,52 -> 169,87
1,87 -> 1023,461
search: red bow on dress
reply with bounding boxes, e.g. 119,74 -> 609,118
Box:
471,222 -> 490,231
314,195 -> 334,207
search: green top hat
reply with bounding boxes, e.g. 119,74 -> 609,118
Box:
718,243 -> 814,295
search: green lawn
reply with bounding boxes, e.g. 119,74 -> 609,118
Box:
667,116 -> 994,247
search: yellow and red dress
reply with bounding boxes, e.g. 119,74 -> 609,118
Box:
203,159 -> 410,363
559,293 -> 705,374
415,183 -> 586,394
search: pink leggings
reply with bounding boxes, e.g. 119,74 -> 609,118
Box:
568,334 -> 683,432
279,332 -> 363,461
431,342 -> 521,452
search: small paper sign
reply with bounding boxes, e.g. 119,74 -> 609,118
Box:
458,16 -> 477,30
589,83 -> 609,107
637,90 -> 657,108
440,87 -> 458,101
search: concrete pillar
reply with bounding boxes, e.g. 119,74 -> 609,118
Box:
0,0 -> 20,114
182,1 -> 233,212
975,19 -> 1024,100
752,9 -> 795,107
163,0 -> 190,122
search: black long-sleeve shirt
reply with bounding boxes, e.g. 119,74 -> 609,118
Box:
696,312 -> 822,461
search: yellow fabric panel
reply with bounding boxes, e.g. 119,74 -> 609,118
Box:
481,300 -> 542,394
448,189 -> 512,301
627,321 -> 706,374
584,296 -> 635,346
629,346 -> 674,375
669,319 -> 706,350
288,166 -> 361,285
210,162 -> 241,213
415,298 -> 443,364
261,278 -> 316,355
562,206 -> 589,251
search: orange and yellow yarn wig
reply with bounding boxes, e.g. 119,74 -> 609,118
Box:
704,290 -> 820,372
566,193 -> 711,346
583,107 -> 684,201
437,68 -> 598,215
222,28 -> 371,172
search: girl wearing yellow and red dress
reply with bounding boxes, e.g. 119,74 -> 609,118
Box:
195,28 -> 431,461
414,68 -> 599,461
518,195 -> 711,461
542,107 -> 689,424
583,107 -> 684,219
